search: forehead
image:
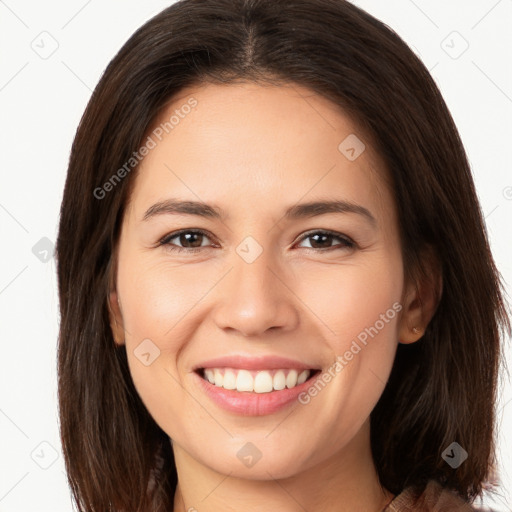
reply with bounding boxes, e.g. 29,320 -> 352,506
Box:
126,81 -> 393,223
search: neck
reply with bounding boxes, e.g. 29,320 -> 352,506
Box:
171,420 -> 394,512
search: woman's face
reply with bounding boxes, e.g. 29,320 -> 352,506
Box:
110,81 -> 419,479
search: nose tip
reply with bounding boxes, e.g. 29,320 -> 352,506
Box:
212,254 -> 299,338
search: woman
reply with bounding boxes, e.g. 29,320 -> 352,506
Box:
55,0 -> 511,510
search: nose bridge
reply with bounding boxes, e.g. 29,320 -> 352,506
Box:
212,235 -> 298,336
231,235 -> 281,309
234,240 -> 276,299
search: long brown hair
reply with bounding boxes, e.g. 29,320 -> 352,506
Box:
55,0 -> 511,510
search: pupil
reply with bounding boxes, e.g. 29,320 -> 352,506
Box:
182,233 -> 202,248
311,233 -> 331,249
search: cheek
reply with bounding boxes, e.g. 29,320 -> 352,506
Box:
297,251 -> 402,416
295,253 -> 403,350
118,255 -> 212,343
115,256 -> 205,415
118,258 -> 204,436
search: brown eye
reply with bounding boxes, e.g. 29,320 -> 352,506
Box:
159,229 -> 213,253
158,228 -> 356,254
296,230 -> 355,251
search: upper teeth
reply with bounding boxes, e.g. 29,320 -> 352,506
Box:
203,368 -> 311,393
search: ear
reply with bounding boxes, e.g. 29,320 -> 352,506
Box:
108,289 -> 125,346
398,246 -> 442,344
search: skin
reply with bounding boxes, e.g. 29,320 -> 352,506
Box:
108,82 -> 439,512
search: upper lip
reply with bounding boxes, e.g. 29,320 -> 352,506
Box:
194,355 -> 319,371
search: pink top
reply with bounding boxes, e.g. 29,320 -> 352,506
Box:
383,480 -> 479,511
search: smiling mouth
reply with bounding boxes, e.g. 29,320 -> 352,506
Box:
195,367 -> 321,393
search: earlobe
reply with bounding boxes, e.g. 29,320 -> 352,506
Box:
398,284 -> 425,344
108,290 -> 125,346
399,324 -> 424,345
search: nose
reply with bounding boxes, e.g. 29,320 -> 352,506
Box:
211,245 -> 300,338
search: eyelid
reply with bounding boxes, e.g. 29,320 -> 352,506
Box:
157,228 -> 357,252
294,228 -> 355,248
158,228 -> 218,248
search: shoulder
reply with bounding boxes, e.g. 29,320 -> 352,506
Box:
384,480 -> 479,512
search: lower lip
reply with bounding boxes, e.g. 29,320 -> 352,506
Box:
193,370 -> 321,416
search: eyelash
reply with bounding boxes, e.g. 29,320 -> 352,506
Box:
157,229 -> 356,254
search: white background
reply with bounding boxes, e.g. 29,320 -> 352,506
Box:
0,1 -> 511,510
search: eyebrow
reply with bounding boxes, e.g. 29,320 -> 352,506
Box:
142,198 -> 377,227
